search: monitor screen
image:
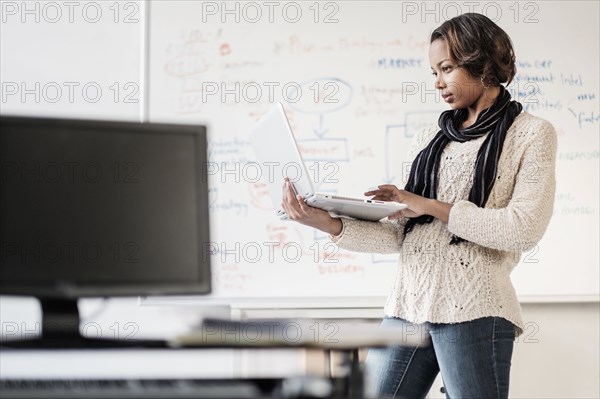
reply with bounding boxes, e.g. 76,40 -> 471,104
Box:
0,116 -> 211,299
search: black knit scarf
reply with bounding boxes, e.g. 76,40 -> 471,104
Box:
403,85 -> 522,244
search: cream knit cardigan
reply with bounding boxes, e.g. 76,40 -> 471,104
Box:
331,112 -> 557,335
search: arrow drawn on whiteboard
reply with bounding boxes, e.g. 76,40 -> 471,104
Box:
313,114 -> 329,138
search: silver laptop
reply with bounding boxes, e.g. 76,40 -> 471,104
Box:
248,103 -> 406,222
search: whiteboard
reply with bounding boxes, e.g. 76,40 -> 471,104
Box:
0,0 -> 142,121
3,1 -> 596,301
148,1 -> 599,301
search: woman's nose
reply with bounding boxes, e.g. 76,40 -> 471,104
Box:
435,76 -> 445,90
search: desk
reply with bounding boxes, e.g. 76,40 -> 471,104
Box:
172,318 -> 424,398
0,347 -> 342,398
1,319 -> 423,398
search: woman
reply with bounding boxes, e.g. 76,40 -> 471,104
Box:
281,13 -> 556,398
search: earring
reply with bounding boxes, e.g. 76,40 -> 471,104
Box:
480,75 -> 490,89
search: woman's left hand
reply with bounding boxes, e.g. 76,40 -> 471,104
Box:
364,184 -> 431,220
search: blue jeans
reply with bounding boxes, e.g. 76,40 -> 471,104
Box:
364,316 -> 516,399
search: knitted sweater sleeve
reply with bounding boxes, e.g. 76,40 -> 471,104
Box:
329,218 -> 405,254
447,117 -> 557,251
329,126 -> 438,254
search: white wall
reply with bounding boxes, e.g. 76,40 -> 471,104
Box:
511,302 -> 600,399
422,303 -> 600,398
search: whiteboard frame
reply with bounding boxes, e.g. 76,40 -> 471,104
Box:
140,295 -> 600,309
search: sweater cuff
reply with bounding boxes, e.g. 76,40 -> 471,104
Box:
447,200 -> 477,238
328,218 -> 347,243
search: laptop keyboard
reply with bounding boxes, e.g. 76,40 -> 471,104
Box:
0,378 -> 266,398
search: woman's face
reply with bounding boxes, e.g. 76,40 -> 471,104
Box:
428,39 -> 489,111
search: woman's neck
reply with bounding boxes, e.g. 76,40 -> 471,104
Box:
463,86 -> 501,128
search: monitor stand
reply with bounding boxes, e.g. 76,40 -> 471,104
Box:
1,298 -> 167,349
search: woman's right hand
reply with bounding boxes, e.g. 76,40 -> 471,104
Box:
281,178 -> 343,236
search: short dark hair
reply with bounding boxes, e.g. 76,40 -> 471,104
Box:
430,13 -> 517,86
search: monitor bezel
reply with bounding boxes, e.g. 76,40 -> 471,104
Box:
0,115 -> 212,298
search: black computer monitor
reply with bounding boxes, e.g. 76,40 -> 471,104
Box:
0,116 -> 211,347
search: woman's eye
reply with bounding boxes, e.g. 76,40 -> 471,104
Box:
442,66 -> 453,73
